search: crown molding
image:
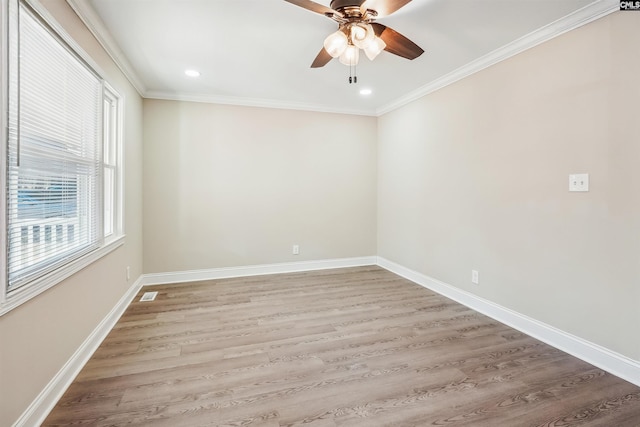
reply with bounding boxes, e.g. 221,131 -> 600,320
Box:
376,0 -> 620,116
65,0 -> 147,96
144,90 -> 377,117
66,0 -> 617,117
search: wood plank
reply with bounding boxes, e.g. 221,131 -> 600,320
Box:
43,266 -> 640,426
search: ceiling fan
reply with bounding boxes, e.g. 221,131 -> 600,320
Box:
284,0 -> 424,70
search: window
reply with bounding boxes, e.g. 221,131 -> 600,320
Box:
1,0 -> 124,312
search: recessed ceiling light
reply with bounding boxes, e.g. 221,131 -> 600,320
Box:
360,88 -> 373,96
185,69 -> 200,78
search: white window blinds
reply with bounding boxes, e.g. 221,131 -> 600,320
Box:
6,1 -> 103,292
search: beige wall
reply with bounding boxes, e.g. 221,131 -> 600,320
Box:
3,5 -> 638,426
378,12 -> 640,361
0,1 -> 144,425
143,100 -> 378,273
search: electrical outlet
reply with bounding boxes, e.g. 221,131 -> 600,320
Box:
126,266 -> 130,281
471,270 -> 479,285
293,245 -> 299,255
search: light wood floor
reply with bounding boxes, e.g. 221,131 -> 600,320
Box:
45,266 -> 640,426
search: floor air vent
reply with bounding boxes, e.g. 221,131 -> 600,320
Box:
140,291 -> 158,302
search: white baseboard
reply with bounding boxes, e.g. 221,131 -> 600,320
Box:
377,256 -> 640,388
15,255 -> 639,427
13,276 -> 144,427
13,257 -> 375,426
141,256 -> 378,286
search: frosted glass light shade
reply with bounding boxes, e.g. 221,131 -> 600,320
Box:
364,36 -> 386,60
339,45 -> 360,66
351,23 -> 375,50
323,30 -> 348,58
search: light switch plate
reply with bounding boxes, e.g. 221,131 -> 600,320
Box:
569,174 -> 589,192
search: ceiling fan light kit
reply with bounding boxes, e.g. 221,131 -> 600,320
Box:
364,36 -> 386,60
351,23 -> 374,49
285,0 -> 424,82
323,30 -> 349,57
323,23 -> 387,66
338,44 -> 360,66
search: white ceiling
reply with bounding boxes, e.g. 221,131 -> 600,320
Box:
69,0 -> 616,116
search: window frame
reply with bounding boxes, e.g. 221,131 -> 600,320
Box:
0,0 -> 125,315
103,83 -> 124,243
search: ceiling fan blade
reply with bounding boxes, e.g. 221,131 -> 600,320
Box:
311,47 -> 333,68
284,0 -> 337,17
361,0 -> 412,17
371,23 -> 424,60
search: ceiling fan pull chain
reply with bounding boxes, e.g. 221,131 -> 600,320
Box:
347,61 -> 358,84
349,63 -> 353,84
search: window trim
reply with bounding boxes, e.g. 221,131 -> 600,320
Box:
1,0 -> 9,309
0,0 -> 125,315
103,82 -> 124,243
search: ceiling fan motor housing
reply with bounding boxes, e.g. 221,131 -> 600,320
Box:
330,0 -> 366,11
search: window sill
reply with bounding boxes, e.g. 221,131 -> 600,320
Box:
0,235 -> 126,316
